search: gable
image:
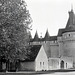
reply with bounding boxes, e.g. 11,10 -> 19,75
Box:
35,45 -> 48,61
43,42 -> 51,58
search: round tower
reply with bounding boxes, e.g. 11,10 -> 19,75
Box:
58,9 -> 75,67
62,32 -> 75,57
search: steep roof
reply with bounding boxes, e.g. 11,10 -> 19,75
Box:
21,45 -> 41,62
20,44 -> 51,62
43,30 -> 50,41
58,9 -> 75,36
33,31 -> 39,41
66,9 -> 75,28
43,42 -> 51,58
58,28 -> 75,36
58,29 -> 65,36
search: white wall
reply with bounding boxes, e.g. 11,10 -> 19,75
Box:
35,46 -> 48,71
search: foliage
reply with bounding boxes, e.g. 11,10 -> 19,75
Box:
0,0 -> 32,62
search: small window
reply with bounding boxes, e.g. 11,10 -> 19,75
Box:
69,34 -> 70,36
43,62 -> 44,65
40,62 -> 41,66
66,63 -> 67,68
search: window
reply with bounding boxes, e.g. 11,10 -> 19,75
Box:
69,34 -> 70,36
66,63 -> 67,68
43,62 -> 44,65
40,62 -> 41,67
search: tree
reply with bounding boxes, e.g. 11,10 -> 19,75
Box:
0,0 -> 32,63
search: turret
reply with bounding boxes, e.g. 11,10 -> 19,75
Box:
66,8 -> 75,29
33,31 -> 39,41
44,29 -> 50,41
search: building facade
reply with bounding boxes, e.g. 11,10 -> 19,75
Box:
19,45 -> 48,71
29,9 -> 75,70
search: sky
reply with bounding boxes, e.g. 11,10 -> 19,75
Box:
25,0 -> 75,38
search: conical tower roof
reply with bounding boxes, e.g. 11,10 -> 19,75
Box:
44,29 -> 50,41
33,31 -> 39,41
66,8 -> 75,29
58,9 -> 75,36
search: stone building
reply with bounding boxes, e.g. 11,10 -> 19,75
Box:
3,8 -> 74,71
19,45 -> 49,71
29,9 -> 75,70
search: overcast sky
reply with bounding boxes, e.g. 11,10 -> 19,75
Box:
25,0 -> 75,38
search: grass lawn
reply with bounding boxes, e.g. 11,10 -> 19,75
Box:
0,69 -> 75,75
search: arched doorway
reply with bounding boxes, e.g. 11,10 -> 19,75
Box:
60,60 -> 64,69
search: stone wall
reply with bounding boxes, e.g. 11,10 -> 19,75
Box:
20,62 -> 35,71
50,41 -> 59,58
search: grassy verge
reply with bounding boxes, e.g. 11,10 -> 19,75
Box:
0,69 -> 75,75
